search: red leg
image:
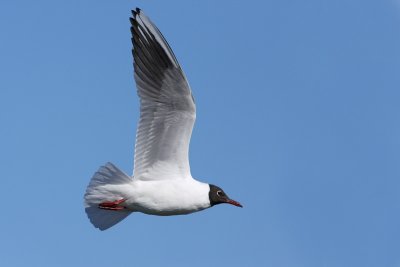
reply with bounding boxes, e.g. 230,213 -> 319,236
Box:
98,199 -> 126,210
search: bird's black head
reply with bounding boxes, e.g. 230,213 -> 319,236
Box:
208,184 -> 242,208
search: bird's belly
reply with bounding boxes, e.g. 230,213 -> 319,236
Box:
126,196 -> 208,216
124,180 -> 210,216
134,205 -> 205,216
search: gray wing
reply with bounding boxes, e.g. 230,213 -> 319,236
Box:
130,9 -> 196,180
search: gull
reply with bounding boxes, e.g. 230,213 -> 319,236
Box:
84,8 -> 242,231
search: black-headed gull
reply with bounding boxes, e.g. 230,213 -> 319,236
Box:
84,8 -> 242,231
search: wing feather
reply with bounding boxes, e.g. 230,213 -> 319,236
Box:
130,9 -> 196,180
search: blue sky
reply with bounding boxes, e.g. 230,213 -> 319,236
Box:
1,0 -> 400,266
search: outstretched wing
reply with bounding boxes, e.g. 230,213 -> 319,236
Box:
130,9 -> 196,181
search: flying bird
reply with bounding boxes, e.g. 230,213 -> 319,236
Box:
84,8 -> 242,231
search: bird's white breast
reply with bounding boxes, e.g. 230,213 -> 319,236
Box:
125,178 -> 211,215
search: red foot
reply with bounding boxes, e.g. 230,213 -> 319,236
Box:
98,199 -> 126,210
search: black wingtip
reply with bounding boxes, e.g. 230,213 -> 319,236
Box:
131,7 -> 141,17
130,8 -> 140,24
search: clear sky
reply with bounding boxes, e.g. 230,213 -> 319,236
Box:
1,0 -> 400,266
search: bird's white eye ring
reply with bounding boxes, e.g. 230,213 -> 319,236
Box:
216,190 -> 223,196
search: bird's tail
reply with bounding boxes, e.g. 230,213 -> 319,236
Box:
84,163 -> 133,231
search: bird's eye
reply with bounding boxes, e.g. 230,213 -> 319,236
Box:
216,190 -> 223,197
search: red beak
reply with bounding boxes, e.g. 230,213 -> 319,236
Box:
226,199 -> 243,208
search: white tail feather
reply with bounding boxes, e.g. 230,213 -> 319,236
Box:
84,163 -> 133,231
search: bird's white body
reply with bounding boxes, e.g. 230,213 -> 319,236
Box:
84,162 -> 211,230
122,179 -> 210,215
